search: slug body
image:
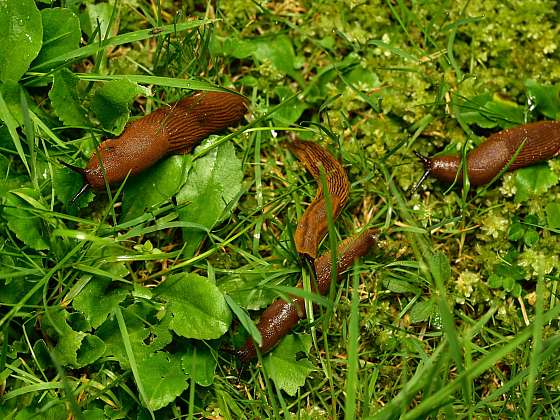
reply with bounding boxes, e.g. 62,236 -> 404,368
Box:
288,140 -> 350,259
237,228 -> 378,363
417,121 -> 560,187
64,91 -> 248,199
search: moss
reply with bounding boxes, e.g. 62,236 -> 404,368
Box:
16,0 -> 560,416
454,270 -> 480,304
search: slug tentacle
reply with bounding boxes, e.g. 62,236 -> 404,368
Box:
58,159 -> 91,202
236,228 -> 378,363
411,151 -> 433,193
288,140 -> 350,259
58,159 -> 87,176
415,121 -> 560,188
70,183 -> 91,204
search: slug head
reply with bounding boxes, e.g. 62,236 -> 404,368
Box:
412,151 -> 461,192
83,139 -> 128,190
59,136 -> 153,204
84,131 -> 168,191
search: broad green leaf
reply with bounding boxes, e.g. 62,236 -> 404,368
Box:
210,35 -> 254,59
77,335 -> 107,367
503,277 -> 515,291
512,283 -> 522,298
82,409 -> 105,420
272,86 -> 307,125
494,261 -> 525,282
508,221 -> 525,241
212,34 -> 301,83
157,273 -> 232,340
482,95 -> 525,128
12,406 -> 66,420
73,277 -> 129,329
33,8 -> 81,67
91,79 -> 148,134
177,141 -> 243,257
455,92 -> 524,129
97,302 -> 172,368
219,272 -> 280,311
53,165 -> 94,208
121,155 -> 193,222
0,81 -> 25,125
344,65 -> 381,89
80,2 -> 116,38
0,0 -> 43,82
382,277 -> 421,294
181,346 -> 217,387
514,164 -> 559,202
429,252 -> 451,286
3,190 -> 49,250
137,352 -> 188,411
545,202 -> 560,229
455,93 -> 495,128
263,334 -> 313,396
0,277 -> 38,305
487,274 -> 502,288
525,79 -> 560,120
523,229 -> 540,247
49,69 -> 88,127
42,307 -> 104,368
409,299 -> 436,323
252,35 -> 301,82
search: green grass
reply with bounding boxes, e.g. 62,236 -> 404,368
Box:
1,0 -> 560,418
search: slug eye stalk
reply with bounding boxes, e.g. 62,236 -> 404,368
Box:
58,159 -> 91,203
411,151 -> 432,193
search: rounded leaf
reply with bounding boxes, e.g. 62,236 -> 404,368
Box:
0,0 -> 43,82
157,273 -> 232,340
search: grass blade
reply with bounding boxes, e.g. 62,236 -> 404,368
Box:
114,306 -> 155,420
344,266 -> 360,420
30,20 -> 213,71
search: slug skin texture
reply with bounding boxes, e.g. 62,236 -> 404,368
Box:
288,140 -> 350,259
237,228 -> 378,363
423,121 -> 560,186
83,91 -> 248,190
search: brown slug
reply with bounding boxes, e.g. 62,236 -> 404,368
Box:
414,121 -> 560,189
236,228 -> 378,363
61,91 -> 248,201
288,140 -> 350,259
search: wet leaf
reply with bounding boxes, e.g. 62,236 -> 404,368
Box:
0,0 -> 43,82
33,8 -> 81,68
138,352 -> 188,411
91,79 -> 147,134
157,273 -> 232,340
263,335 -> 313,396
49,68 -> 88,126
514,164 -> 559,202
177,141 -> 243,257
